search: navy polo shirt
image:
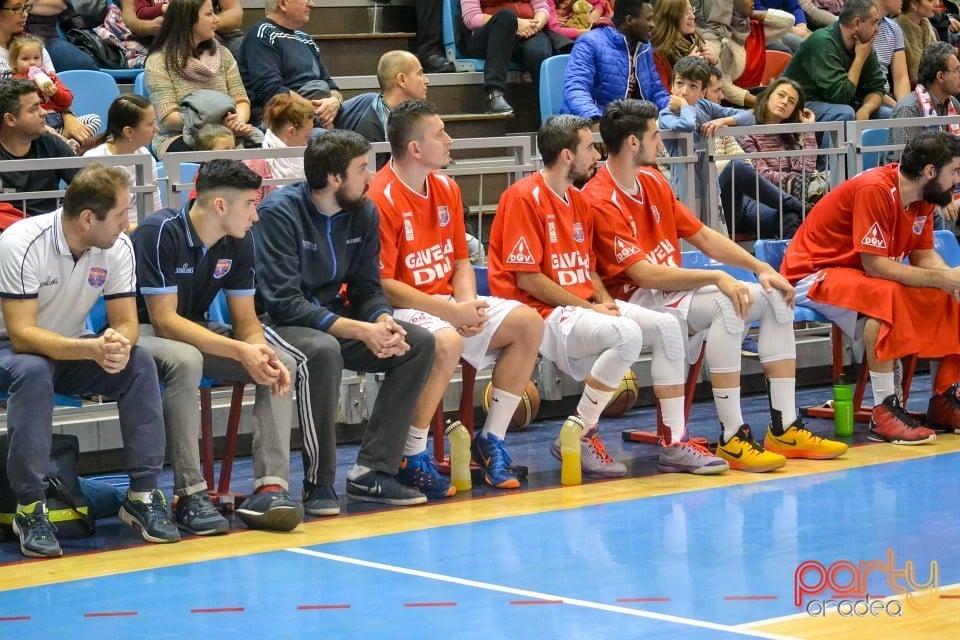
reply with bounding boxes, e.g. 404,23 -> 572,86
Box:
131,207 -> 256,324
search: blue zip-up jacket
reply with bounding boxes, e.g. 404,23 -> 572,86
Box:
252,181 -> 392,331
562,21 -> 671,121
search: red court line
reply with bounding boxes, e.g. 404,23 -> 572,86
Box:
0,616 -> 30,622
297,604 -> 352,610
190,607 -> 245,614
509,599 -> 563,605
723,595 -> 778,601
83,611 -> 138,618
616,597 -> 671,603
403,602 -> 458,608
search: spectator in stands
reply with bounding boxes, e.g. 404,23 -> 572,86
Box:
84,93 -> 162,226
874,0 -> 911,114
144,0 -> 253,159
650,0 -> 718,92
781,130 -> 960,444
692,0 -> 795,108
413,0 -> 456,73
1,2 -> 95,144
783,0 -> 887,122
930,0 -> 960,42
0,78 -> 77,216
547,0 -> 612,41
244,93 -> 312,207
237,0 -> 344,128
8,35 -> 100,149
659,59 -> 805,238
800,0 -> 842,28
589,99 -> 845,472
131,159 -> 306,535
740,78 -> 828,206
253,130 -> 436,508
563,0 -> 670,122
897,0 -> 939,85
355,50 -> 429,145
756,0 -> 814,52
368,100 -> 544,494
0,163 -> 179,558
459,0 -> 555,115
123,0 -> 244,58
25,0 -> 98,71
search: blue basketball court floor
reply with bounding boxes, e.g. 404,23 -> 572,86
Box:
1,377 -> 958,639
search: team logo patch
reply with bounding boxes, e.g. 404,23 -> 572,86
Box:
548,221 -> 557,244
213,259 -> 233,279
913,216 -> 927,235
651,205 -> 661,223
860,222 -> 888,250
437,206 -> 450,227
614,236 -> 641,263
572,223 -> 584,243
87,267 -> 107,288
506,237 -> 536,265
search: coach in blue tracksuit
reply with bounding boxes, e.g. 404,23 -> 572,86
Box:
252,130 -> 435,507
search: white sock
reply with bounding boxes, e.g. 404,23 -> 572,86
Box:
347,464 -> 372,481
127,490 -> 152,502
660,395 -> 686,445
483,387 -> 521,440
871,370 -> 896,406
713,387 -> 743,441
576,385 -> 615,428
768,378 -> 797,432
402,425 -> 429,457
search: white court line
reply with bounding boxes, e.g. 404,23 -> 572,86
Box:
286,547 -> 800,640
732,580 -> 960,630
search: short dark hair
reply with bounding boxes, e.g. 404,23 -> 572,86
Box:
0,78 -> 39,128
673,56 -> 711,86
899,130 -> 960,180
387,100 -> 440,159
918,41 -> 957,87
613,0 -> 653,26
538,114 -> 593,167
304,130 -> 371,190
195,159 -> 262,203
63,163 -> 132,221
839,0 -> 878,26
600,100 -> 658,154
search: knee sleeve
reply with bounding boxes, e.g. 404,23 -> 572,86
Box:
705,293 -> 745,374
590,316 -> 643,387
712,291 -> 746,336
749,286 -> 797,363
648,313 -> 687,386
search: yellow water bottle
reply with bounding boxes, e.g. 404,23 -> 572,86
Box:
445,420 -> 472,491
559,416 -> 584,486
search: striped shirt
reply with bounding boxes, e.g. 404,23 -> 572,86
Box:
874,17 -> 905,95
737,132 -> 819,186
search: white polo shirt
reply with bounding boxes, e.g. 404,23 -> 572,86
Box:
0,210 -> 136,340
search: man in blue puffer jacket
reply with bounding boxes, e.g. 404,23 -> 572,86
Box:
562,0 -> 669,121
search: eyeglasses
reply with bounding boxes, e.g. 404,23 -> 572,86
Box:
1,4 -> 33,15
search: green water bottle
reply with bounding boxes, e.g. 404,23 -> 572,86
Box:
833,377 -> 854,437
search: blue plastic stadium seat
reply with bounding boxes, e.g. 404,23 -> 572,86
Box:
57,69 -> 120,135
538,54 -> 569,123
860,128 -> 889,172
133,71 -> 148,98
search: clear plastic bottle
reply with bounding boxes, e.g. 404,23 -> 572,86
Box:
559,416 -> 584,486
445,420 -> 472,491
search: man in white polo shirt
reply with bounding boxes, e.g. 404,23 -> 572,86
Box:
0,163 -> 179,559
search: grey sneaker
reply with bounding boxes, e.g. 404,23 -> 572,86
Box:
345,470 -> 427,506
12,501 -> 62,558
550,426 -> 627,478
175,492 -> 229,536
119,490 -> 180,543
236,489 -> 304,532
303,484 -> 341,517
658,442 -> 729,475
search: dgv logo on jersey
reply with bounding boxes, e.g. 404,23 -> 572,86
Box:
614,236 -> 641,263
860,222 -> 888,250
506,237 -> 536,265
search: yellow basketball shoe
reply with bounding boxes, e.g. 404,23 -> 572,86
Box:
764,418 -> 848,460
717,424 -> 786,473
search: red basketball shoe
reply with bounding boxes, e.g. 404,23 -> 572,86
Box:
868,395 -> 936,445
926,384 -> 960,434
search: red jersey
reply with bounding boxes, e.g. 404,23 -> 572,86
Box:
782,164 -> 935,283
488,172 -> 594,318
370,163 -> 468,296
583,164 -> 704,300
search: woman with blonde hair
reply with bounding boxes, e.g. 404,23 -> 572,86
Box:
243,93 -> 314,207
651,0 -> 717,90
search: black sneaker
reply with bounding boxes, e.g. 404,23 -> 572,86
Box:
303,483 -> 341,517
236,489 -> 304,531
12,501 -> 62,558
345,470 -> 427,506
175,492 -> 229,536
119,489 -> 180,543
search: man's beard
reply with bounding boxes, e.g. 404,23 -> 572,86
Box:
335,185 -> 368,212
922,179 -> 954,207
570,164 -> 596,189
